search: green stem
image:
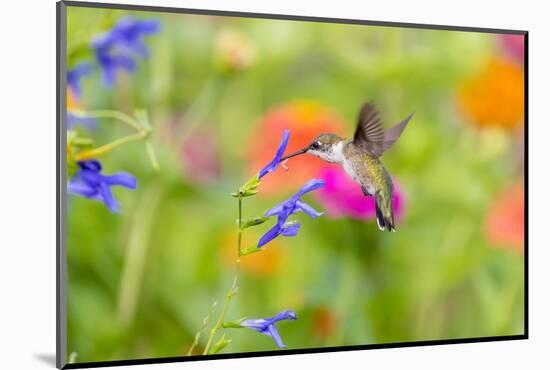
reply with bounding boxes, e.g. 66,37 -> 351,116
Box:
145,140 -> 160,171
237,196 -> 242,267
71,109 -> 159,170
187,300 -> 218,356
176,75 -> 223,145
77,109 -> 142,131
202,279 -> 238,355
202,196 -> 242,355
116,185 -> 162,327
75,131 -> 147,160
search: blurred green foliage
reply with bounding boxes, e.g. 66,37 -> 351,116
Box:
66,6 -> 524,364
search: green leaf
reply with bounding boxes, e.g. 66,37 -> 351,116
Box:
222,317 -> 247,329
240,245 -> 264,256
67,45 -> 94,68
67,128 -> 94,148
67,130 -> 77,144
71,137 -> 95,148
134,109 -> 152,132
243,173 -> 261,190
241,217 -> 268,229
232,173 -> 261,198
208,334 -> 232,354
67,159 -> 78,177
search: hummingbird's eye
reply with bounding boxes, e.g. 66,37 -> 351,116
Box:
312,141 -> 321,149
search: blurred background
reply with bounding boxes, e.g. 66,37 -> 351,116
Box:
65,6 -> 525,364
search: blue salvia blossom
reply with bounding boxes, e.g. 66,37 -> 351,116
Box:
239,310 -> 297,348
258,129 -> 290,179
258,179 -> 325,247
67,62 -> 93,98
91,16 -> 160,87
68,160 -> 137,213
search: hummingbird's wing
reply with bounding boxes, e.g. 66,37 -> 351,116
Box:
353,103 -> 385,155
382,113 -> 414,153
353,102 -> 413,157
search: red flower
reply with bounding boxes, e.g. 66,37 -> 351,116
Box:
311,306 -> 338,339
485,181 -> 524,253
248,100 -> 346,194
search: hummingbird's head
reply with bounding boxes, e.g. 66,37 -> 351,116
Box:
281,133 -> 345,164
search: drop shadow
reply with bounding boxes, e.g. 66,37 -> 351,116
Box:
34,353 -> 56,367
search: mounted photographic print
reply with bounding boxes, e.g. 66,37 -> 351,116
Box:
56,1 -> 527,368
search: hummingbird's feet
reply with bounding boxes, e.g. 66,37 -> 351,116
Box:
361,186 -> 372,197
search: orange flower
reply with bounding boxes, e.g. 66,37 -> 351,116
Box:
457,57 -> 524,130
248,100 -> 346,194
485,181 -> 524,253
311,306 -> 338,339
220,228 -> 286,277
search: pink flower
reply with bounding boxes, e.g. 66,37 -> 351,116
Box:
499,34 -> 524,65
180,130 -> 221,184
314,166 -> 404,221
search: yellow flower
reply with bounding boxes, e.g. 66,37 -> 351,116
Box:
216,29 -> 255,73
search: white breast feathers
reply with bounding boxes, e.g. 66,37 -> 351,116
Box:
330,141 -> 346,164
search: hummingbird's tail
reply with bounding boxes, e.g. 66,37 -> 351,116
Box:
374,191 -> 395,232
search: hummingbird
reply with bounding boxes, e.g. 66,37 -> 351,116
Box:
280,102 -> 413,232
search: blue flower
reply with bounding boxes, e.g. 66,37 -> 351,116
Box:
67,112 -> 96,130
240,310 -> 297,348
67,62 -> 92,98
258,179 -> 325,247
110,17 -> 160,57
258,129 -> 290,179
92,16 -> 160,87
68,160 -> 137,213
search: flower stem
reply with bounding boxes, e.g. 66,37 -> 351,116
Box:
116,184 -> 162,327
70,109 -> 159,170
187,300 -> 218,356
202,196 -> 243,355
75,131 -> 147,160
77,109 -> 142,131
145,140 -> 160,171
176,75 -> 222,146
237,195 -> 242,265
202,280 -> 237,355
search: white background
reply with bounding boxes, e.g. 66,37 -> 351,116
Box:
0,0 -> 547,369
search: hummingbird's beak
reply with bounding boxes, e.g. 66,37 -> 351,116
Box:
280,147 -> 309,161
